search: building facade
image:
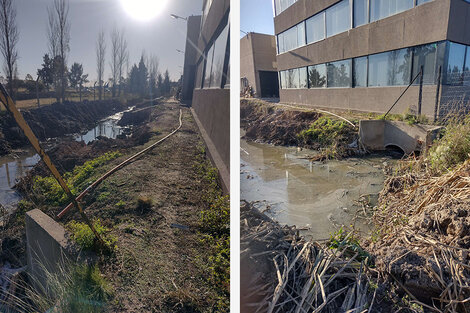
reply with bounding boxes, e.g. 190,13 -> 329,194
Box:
240,32 -> 279,98
181,15 -> 202,103
274,0 -> 470,119
189,0 -> 230,192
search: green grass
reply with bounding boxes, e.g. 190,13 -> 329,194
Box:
427,116 -> 470,173
29,262 -> 113,313
298,116 -> 349,147
194,144 -> 230,311
67,219 -> 117,252
31,151 -> 122,206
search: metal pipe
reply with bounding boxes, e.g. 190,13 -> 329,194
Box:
57,108 -> 183,219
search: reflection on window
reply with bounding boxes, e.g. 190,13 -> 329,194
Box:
354,0 -> 368,27
353,57 -> 367,87
277,23 -> 306,53
464,47 -> 470,86
274,0 -> 298,16
195,61 -> 204,89
388,48 -> 412,86
412,43 -> 437,84
203,44 -> 214,88
306,13 -> 325,44
308,64 -> 327,88
299,67 -> 308,88
326,0 -> 350,38
369,52 -> 389,86
287,68 -> 300,88
370,0 -> 413,22
417,0 -> 432,4
210,23 -> 229,88
445,42 -> 465,85
327,59 -> 351,87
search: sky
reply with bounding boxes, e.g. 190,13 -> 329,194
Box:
14,0 -> 202,83
240,0 -> 275,38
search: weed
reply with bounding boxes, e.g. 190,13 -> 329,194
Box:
29,262 -> 113,313
97,192 -> 110,202
329,227 -> 370,262
32,151 -> 122,206
115,200 -> 126,210
298,116 -> 349,147
426,116 -> 470,173
67,219 -> 117,252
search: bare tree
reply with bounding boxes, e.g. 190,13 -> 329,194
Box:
47,0 -> 70,103
117,29 -> 128,97
96,30 -> 106,101
148,54 -> 159,99
0,0 -> 18,101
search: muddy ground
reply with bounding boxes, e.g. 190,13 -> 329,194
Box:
240,98 -> 359,158
2,99 -> 228,312
0,99 -> 139,155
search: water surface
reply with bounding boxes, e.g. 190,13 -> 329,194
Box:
241,139 -> 392,240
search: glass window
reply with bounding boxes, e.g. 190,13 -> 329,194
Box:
210,23 -> 229,88
195,61 -> 204,89
370,0 -> 413,22
278,23 -> 305,53
327,59 -> 351,87
445,41 -> 465,85
326,0 -> 350,38
224,55 -> 230,88
368,52 -> 389,86
297,22 -> 306,47
308,64 -> 327,88
417,0 -> 432,4
353,56 -> 367,87
203,43 -> 215,88
275,0 -> 298,16
299,67 -> 308,88
306,13 -> 325,44
388,48 -> 412,86
464,46 -> 470,86
287,68 -> 300,88
354,0 -> 368,27
412,43 -> 437,85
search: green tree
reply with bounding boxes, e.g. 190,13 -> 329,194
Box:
137,55 -> 148,97
68,62 -> 83,89
163,69 -> 171,95
37,54 -> 55,90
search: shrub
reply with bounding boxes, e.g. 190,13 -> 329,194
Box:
298,116 -> 350,147
427,116 -> 470,173
67,219 -> 116,252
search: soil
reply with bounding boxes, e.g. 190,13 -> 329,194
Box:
241,98 -> 322,147
0,99 -> 138,156
3,99 -> 228,312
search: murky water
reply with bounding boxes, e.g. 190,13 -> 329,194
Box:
0,110 -> 131,209
74,110 -> 128,144
241,139 -> 393,240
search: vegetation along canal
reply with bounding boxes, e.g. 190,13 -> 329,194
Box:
0,110 -> 129,210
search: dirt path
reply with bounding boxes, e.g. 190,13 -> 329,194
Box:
2,99 -> 228,312
64,99 -> 228,312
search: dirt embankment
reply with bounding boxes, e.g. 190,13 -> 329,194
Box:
0,99 -> 138,155
240,98 -> 359,158
241,98 -> 322,146
364,160 -> 470,310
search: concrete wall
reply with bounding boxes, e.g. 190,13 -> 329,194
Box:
182,16 -> 202,103
275,0 -> 451,70
240,33 -> 278,97
447,0 -> 470,45
280,84 -> 439,117
192,88 -> 230,192
26,209 -> 76,294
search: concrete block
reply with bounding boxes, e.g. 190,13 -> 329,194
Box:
25,209 -> 76,295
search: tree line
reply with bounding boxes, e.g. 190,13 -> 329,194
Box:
0,0 -> 175,104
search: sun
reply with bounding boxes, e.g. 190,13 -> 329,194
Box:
120,0 -> 169,21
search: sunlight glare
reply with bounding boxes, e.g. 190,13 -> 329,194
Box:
120,0 -> 169,21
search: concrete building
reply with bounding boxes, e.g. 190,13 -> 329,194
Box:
274,0 -> 470,119
240,32 -> 279,98
188,0 -> 230,192
181,15 -> 202,103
